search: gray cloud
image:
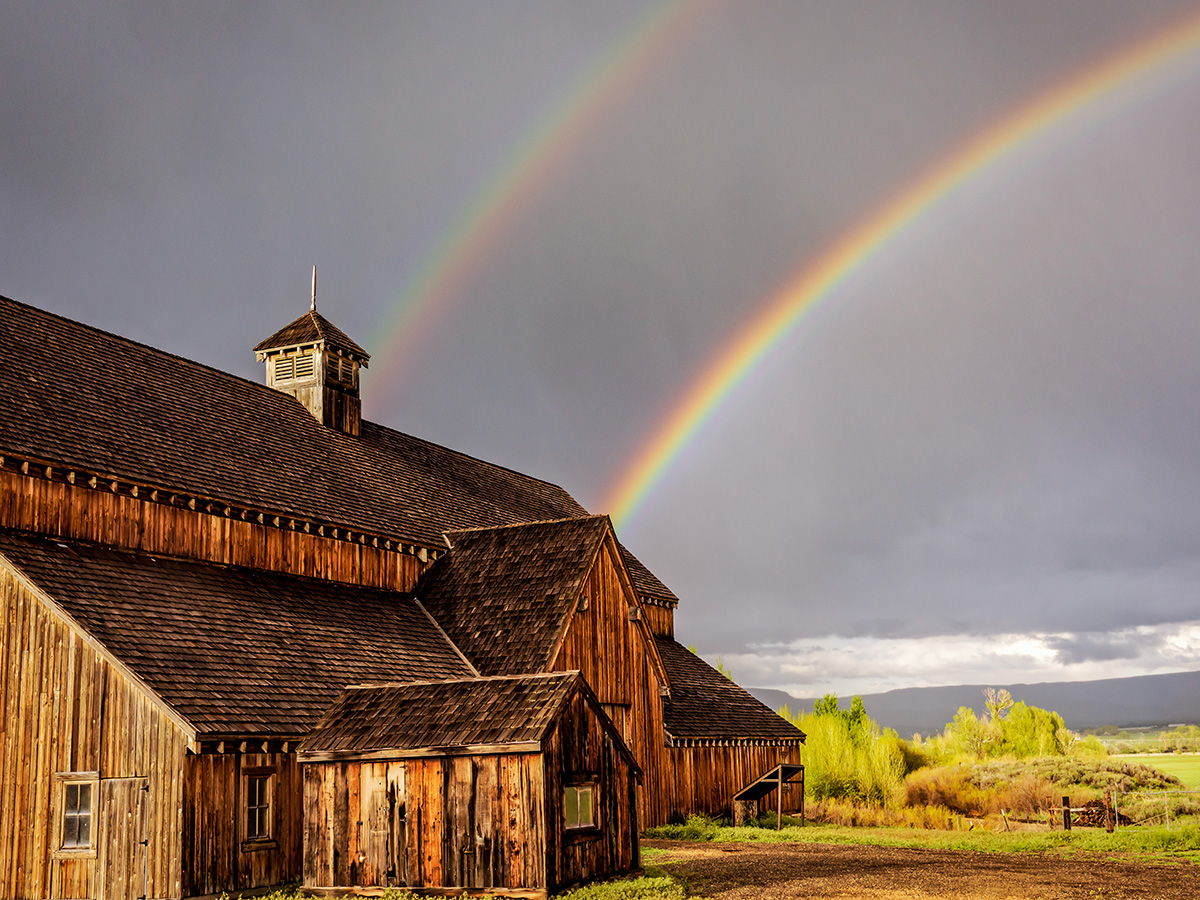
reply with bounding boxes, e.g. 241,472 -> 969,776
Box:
5,1 -> 1200,695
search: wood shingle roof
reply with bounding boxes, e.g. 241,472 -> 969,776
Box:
416,517 -> 610,677
0,294 -> 675,603
299,672 -> 581,757
0,531 -> 473,737
254,308 -> 370,361
655,636 -> 806,744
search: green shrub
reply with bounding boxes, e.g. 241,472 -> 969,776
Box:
781,696 -> 906,808
555,874 -> 685,900
643,814 -> 718,842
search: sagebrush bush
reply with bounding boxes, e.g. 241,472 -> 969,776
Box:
904,757 -> 1190,819
905,765 -> 995,816
806,799 -> 959,830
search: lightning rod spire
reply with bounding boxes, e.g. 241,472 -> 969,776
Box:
311,265 -> 317,311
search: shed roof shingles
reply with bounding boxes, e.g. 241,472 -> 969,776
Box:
0,532 -> 472,737
300,672 -> 580,755
656,636 -> 805,743
0,295 -> 675,602
417,517 -> 610,677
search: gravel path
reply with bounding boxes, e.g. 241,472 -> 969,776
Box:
646,838 -> 1200,899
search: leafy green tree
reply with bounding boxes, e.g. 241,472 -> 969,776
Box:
786,694 -> 906,807
946,706 -> 997,758
937,692 -> 1072,760
996,701 -> 1067,757
812,693 -> 841,718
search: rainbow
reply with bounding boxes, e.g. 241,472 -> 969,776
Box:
603,8 -> 1200,528
363,0 -> 716,407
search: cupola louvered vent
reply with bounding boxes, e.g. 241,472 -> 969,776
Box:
272,352 -> 315,383
255,295 -> 370,436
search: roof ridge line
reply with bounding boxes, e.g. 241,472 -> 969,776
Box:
0,293 -> 277,394
445,514 -> 608,538
343,671 -> 578,691
0,294 -> 586,506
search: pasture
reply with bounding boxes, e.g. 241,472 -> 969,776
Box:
1116,753 -> 1200,788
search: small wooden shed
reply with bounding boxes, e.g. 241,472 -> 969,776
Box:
298,672 -> 641,898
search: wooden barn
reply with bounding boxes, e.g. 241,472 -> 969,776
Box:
0,293 -> 804,899
299,673 -> 641,897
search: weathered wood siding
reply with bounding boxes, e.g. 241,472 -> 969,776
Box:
0,566 -> 189,900
0,467 -> 426,592
404,755 -> 546,894
549,535 -> 802,827
551,540 -> 666,828
306,754 -> 548,894
662,745 -> 804,821
181,751 -> 303,897
640,603 -> 674,638
542,691 -> 639,894
303,760 -> 406,889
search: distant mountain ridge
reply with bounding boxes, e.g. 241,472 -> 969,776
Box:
748,670 -> 1200,737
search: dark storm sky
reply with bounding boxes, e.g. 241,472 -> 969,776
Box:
5,1 -> 1200,695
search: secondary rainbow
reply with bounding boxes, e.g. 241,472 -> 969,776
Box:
363,0 -> 716,406
603,9 -> 1200,528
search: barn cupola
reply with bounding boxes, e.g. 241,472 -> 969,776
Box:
254,269 -> 371,436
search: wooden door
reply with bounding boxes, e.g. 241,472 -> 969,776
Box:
356,763 -> 405,887
97,778 -> 147,900
388,765 -> 406,887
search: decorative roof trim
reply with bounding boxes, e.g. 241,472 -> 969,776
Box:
666,736 -> 806,748
640,593 -> 678,609
299,740 -> 543,763
0,450 -> 441,563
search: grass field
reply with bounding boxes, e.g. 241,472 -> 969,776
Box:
1116,753 -> 1200,788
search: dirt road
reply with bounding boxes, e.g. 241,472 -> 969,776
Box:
646,838 -> 1200,899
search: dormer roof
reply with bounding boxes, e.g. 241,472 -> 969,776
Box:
254,309 -> 370,363
417,517 -> 612,677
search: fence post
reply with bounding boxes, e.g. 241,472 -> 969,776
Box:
1105,791 -> 1114,833
777,768 -> 783,832
1062,795 -> 1071,831
800,768 -> 805,828
1165,791 -> 1171,831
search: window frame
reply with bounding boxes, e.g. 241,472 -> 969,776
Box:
241,766 -> 277,851
563,780 -> 598,832
52,772 -> 99,860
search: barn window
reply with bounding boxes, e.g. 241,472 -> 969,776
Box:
53,772 -> 98,858
564,783 -> 595,830
62,782 -> 93,847
247,774 -> 271,839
